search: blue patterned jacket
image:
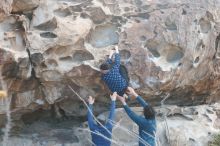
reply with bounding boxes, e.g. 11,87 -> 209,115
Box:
101,53 -> 127,94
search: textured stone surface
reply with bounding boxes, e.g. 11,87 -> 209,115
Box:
12,0 -> 40,13
0,0 -> 13,21
0,0 -> 220,133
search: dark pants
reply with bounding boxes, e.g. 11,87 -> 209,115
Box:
118,88 -> 128,96
118,65 -> 130,96
119,65 -> 130,85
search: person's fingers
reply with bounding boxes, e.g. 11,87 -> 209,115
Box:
127,87 -> 132,91
126,90 -> 132,95
113,92 -> 117,96
117,95 -> 124,100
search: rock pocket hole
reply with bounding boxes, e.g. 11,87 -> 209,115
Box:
140,35 -> 146,41
88,24 -> 119,48
195,40 -> 205,51
199,18 -> 211,33
31,53 -> 43,66
206,11 -> 214,21
166,45 -> 184,63
59,56 -> 73,61
40,62 -> 47,68
40,32 -> 57,38
182,9 -> 187,15
69,5 -> 83,12
80,12 -> 90,19
165,17 -> 177,31
120,50 -> 131,60
46,59 -> 58,67
145,39 -> 160,57
34,18 -> 57,31
54,8 -> 72,17
194,56 -> 199,64
137,12 -> 150,19
72,50 -> 94,62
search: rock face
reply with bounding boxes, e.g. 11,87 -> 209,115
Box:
0,104 -> 219,146
0,0 -> 220,126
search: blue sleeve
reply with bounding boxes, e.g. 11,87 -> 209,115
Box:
136,96 -> 148,107
87,104 -> 96,130
112,53 -> 120,68
106,101 -> 116,129
123,105 -> 142,125
106,58 -> 113,64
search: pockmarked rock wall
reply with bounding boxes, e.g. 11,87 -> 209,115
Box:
0,0 -> 220,118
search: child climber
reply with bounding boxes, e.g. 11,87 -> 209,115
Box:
100,46 -> 129,96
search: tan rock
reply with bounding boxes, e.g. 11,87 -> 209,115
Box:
12,0 -> 40,13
